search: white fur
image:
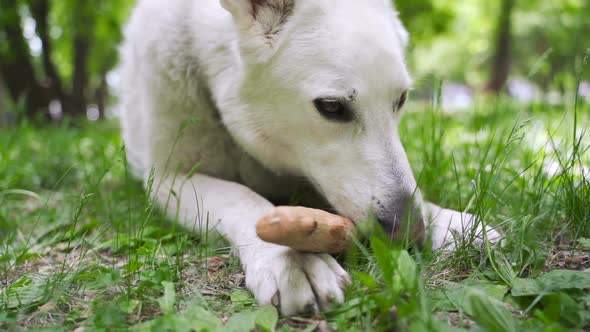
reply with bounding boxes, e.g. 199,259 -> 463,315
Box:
119,0 -> 499,315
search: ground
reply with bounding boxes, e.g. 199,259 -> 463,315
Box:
1,98 -> 589,331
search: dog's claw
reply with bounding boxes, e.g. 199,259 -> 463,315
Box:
339,275 -> 352,288
304,302 -> 319,315
326,294 -> 336,304
271,291 -> 280,308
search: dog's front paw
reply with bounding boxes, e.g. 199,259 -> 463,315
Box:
425,203 -> 502,250
243,246 -> 350,316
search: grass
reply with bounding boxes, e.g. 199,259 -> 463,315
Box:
1,96 -> 589,331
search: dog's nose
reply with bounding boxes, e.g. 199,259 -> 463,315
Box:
375,195 -> 425,246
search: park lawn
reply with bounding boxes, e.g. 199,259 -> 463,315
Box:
1,98 -> 589,331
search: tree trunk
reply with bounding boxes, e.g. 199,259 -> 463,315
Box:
95,73 -> 108,119
0,0 -> 50,118
30,0 -> 69,113
71,35 -> 90,115
486,0 -> 515,94
0,75 -> 6,127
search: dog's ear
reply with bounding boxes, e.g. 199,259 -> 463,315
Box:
221,0 -> 295,62
221,0 -> 295,34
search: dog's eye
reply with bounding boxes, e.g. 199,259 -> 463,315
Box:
395,91 -> 408,112
313,98 -> 353,122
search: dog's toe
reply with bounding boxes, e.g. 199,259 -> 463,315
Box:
245,265 -> 279,307
275,260 -> 319,316
301,254 -> 346,311
244,247 -> 348,316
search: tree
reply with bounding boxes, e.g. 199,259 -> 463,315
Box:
395,0 -> 454,46
30,0 -> 66,110
0,74 -> 7,126
0,0 -> 51,118
0,0 -> 133,121
512,0 -> 590,93
486,0 -> 515,93
70,1 -> 93,115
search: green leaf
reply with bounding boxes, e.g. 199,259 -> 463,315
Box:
540,292 -> 587,327
466,288 -> 517,332
432,280 -> 508,313
0,311 -> 17,329
224,306 -> 279,332
225,311 -> 259,332
396,250 -> 418,290
255,306 -> 279,332
132,304 -> 222,332
461,280 -> 508,301
230,288 -> 255,306
371,237 -> 394,285
537,270 -> 590,291
429,287 -> 458,312
512,270 -> 590,298
184,304 -> 223,331
408,320 -> 430,332
436,283 -> 515,331
158,281 -> 176,315
355,272 -> 378,290
511,278 -> 542,297
0,276 -> 45,309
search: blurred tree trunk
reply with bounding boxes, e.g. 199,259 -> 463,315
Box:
71,35 -> 90,115
0,0 -> 50,118
30,0 -> 70,113
0,74 -> 6,127
70,2 -> 93,116
486,0 -> 515,94
95,73 -> 108,119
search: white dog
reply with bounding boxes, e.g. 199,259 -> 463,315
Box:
119,0 -> 497,316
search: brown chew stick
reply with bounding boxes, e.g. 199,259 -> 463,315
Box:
256,206 -> 355,254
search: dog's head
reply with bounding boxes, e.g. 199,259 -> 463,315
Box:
222,0 -> 424,243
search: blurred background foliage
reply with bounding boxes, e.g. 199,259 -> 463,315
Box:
0,0 -> 133,121
0,0 -> 588,123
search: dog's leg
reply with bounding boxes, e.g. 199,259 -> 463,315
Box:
423,202 -> 501,250
153,174 -> 350,316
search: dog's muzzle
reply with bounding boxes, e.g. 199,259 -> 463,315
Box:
375,194 -> 425,246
